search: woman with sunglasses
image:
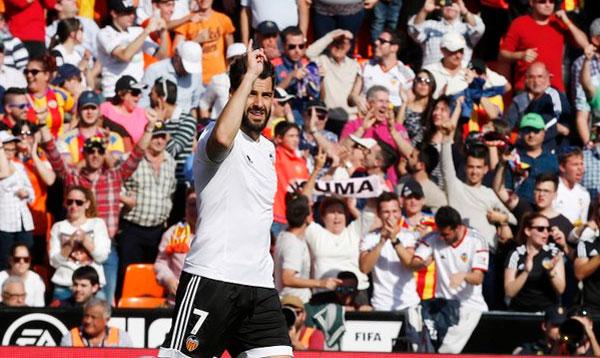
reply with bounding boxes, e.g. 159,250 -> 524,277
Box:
11,121 -> 56,266
100,75 -> 150,147
504,212 -> 566,312
49,186 -> 110,300
24,53 -> 73,138
396,69 -> 436,146
0,243 -> 45,306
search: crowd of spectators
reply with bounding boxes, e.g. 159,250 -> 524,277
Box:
0,0 -> 599,353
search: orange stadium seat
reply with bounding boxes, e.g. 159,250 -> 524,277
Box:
118,296 -> 167,308
121,264 -> 165,299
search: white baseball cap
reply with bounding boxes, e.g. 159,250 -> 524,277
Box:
226,43 -> 247,59
176,41 -> 202,74
349,135 -> 377,149
441,32 -> 466,52
0,130 -> 19,144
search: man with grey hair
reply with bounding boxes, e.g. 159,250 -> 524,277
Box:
1,275 -> 26,307
341,85 -> 409,185
60,298 -> 132,347
571,18 -> 600,147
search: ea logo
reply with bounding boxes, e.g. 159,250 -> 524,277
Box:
2,313 -> 69,346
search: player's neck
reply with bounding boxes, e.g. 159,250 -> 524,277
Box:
241,127 -> 261,141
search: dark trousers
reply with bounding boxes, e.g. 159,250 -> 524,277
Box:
0,230 -> 33,270
116,219 -> 164,299
22,41 -> 46,59
312,9 -> 365,54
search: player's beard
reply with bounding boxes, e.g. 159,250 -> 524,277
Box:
241,104 -> 271,136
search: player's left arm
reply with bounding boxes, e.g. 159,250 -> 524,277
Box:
464,269 -> 485,285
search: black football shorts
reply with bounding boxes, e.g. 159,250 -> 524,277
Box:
158,271 -> 292,358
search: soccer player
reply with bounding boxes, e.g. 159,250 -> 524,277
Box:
158,42 -> 292,358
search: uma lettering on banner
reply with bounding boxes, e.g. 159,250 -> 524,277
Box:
340,320 -> 402,352
288,175 -> 384,198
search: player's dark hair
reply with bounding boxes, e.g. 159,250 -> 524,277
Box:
72,266 -> 100,286
434,206 -> 462,230
466,144 -> 489,166
285,194 -> 311,229
228,54 -> 275,93
380,27 -> 401,46
3,87 -> 26,106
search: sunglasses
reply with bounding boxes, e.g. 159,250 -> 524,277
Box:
415,76 -> 432,85
376,37 -> 394,45
84,147 -> 105,155
287,43 -> 305,50
66,199 -> 85,207
12,256 -> 30,263
536,0 -> 554,3
128,89 -> 142,96
20,130 -> 32,137
529,225 -> 550,233
23,69 -> 43,76
8,103 -> 29,110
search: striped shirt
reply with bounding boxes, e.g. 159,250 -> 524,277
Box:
165,109 -> 197,183
121,152 -> 177,227
42,139 -> 144,238
0,29 -> 29,71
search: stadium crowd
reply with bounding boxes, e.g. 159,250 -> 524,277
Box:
0,0 -> 599,354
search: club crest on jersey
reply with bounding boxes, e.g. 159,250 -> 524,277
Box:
186,335 -> 199,352
460,253 -> 468,263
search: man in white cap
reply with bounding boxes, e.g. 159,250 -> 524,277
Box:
140,40 -> 204,115
408,0 -> 484,67
424,32 -> 469,99
199,43 -> 247,119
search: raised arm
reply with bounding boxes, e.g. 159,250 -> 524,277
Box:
206,42 -> 268,162
581,48 -> 598,101
555,10 -> 591,51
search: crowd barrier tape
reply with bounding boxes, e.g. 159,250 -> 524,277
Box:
0,307 -> 595,353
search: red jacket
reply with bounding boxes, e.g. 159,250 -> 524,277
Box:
5,0 -> 56,42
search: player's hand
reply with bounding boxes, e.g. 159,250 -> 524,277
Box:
550,226 -> 567,250
522,48 -> 538,63
245,39 -> 267,80
555,9 -> 569,23
584,44 -> 597,61
353,95 -> 369,115
167,278 -> 179,296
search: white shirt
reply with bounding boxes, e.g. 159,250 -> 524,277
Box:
240,0 -> 298,31
0,270 -> 45,307
48,218 -> 111,287
199,73 -> 229,119
424,61 -> 469,99
0,64 -> 27,89
52,44 -> 85,67
274,231 -> 312,303
414,228 -> 489,311
0,162 -> 34,232
361,60 -> 415,106
97,25 -> 158,97
553,179 -> 591,225
185,123 -> 277,288
360,229 -> 421,311
305,211 -> 376,291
